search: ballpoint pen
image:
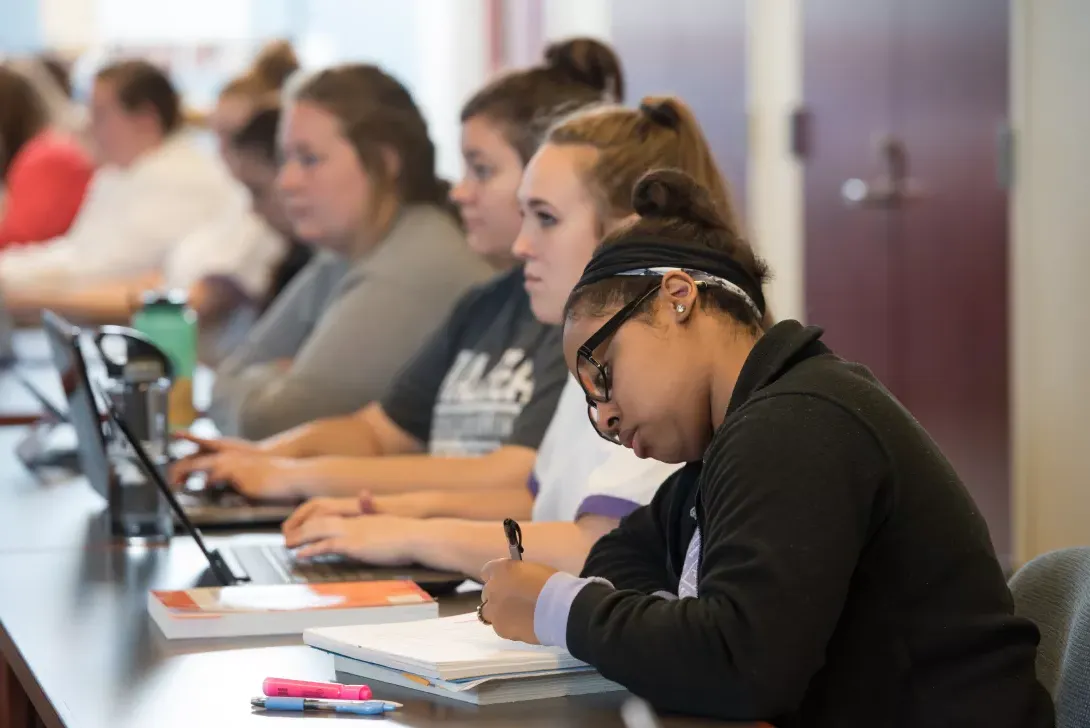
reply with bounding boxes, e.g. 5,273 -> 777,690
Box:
251,696 -> 401,715
503,518 -> 523,561
479,519 -> 525,625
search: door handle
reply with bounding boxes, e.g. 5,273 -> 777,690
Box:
841,135 -> 922,208
841,177 -> 903,207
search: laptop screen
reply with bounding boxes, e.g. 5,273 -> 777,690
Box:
41,311 -> 112,499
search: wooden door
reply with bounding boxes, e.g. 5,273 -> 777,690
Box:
803,0 -> 1011,560
611,0 -> 748,213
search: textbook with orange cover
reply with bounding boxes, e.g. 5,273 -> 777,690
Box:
148,581 -> 438,639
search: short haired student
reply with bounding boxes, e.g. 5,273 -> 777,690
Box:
479,170 -> 1055,726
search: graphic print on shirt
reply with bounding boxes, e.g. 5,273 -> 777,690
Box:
429,348 -> 535,455
678,528 -> 702,599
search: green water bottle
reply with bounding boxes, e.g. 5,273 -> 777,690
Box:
131,289 -> 198,430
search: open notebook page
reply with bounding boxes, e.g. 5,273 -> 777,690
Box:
305,613 -> 589,681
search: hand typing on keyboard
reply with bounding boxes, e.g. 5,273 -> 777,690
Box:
170,451 -> 303,502
282,497 -> 365,533
282,513 -> 425,567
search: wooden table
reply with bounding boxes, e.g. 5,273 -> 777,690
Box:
0,412 -> 756,728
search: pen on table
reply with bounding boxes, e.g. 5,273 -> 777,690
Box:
503,518 -> 523,561
251,696 -> 401,715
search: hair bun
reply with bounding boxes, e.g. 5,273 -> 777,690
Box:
638,99 -> 681,129
543,38 -> 625,102
632,169 -> 728,231
251,39 -> 300,91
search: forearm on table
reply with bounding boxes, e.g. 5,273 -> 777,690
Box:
291,447 -> 536,498
409,518 -> 617,578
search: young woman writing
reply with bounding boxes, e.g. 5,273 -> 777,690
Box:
478,169 -> 1054,726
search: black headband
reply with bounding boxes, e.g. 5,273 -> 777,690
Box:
574,239 -> 767,317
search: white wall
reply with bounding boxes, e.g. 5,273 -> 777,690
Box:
746,0 -> 805,322
1010,0 -> 1090,564
542,0 -> 612,42
412,0 -> 489,182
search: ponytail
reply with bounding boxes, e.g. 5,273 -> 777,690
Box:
545,95 -> 741,237
460,37 -> 626,164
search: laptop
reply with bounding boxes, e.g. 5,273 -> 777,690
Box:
103,399 -> 467,596
40,311 -> 294,527
0,288 -> 16,366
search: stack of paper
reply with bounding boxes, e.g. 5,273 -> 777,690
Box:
304,613 -> 624,704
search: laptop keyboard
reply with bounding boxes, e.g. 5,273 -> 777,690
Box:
231,544 -> 380,584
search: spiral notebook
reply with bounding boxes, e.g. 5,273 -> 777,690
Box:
303,613 -> 624,704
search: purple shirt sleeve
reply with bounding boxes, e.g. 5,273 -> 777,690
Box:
575,494 -> 641,520
533,572 -> 613,649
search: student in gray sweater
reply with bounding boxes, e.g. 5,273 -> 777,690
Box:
209,65 -> 492,439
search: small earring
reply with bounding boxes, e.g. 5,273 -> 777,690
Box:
675,304 -> 685,313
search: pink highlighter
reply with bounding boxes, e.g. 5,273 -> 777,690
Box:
263,678 -> 372,701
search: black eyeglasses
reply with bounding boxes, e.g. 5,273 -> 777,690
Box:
576,282 -> 660,443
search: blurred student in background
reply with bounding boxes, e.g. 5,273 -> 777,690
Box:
0,60 -> 238,298
7,54 -> 89,146
0,65 -> 93,248
164,107 -> 310,363
208,64 -> 492,439
0,49 -> 308,364
210,39 -> 299,164
174,38 -> 623,513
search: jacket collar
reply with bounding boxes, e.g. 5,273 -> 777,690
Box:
726,320 -> 829,416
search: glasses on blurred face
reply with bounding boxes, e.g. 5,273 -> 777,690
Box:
576,282 -> 660,443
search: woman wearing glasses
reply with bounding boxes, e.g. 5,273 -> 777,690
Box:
479,169 -> 1054,726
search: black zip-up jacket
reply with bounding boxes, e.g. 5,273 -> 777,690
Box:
572,321 -> 1054,727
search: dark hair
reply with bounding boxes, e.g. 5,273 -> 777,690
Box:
289,64 -> 452,213
230,106 -> 279,163
566,169 -> 770,334
95,60 -> 181,134
460,38 -> 625,164
39,55 -> 72,98
0,66 -> 48,179
546,96 -> 742,237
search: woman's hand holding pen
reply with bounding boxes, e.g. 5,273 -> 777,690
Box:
479,559 -> 557,645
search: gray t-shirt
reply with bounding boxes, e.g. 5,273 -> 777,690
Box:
381,267 -> 567,456
209,205 -> 493,439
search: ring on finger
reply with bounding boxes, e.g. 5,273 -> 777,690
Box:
477,601 -> 490,625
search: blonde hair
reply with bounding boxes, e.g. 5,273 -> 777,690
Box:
546,95 -> 741,237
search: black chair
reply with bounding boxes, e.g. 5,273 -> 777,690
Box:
1009,547 -> 1090,728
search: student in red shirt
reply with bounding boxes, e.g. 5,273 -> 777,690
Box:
0,65 -> 93,248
